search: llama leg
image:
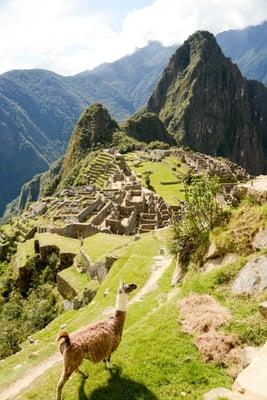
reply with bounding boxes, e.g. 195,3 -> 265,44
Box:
104,355 -> 113,369
56,368 -> 73,400
76,367 -> 88,379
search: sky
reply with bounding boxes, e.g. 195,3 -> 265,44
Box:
0,0 -> 267,75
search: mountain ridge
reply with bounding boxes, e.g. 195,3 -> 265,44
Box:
145,30 -> 267,174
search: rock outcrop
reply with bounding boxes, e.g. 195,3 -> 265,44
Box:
60,103 -> 120,179
146,31 -> 267,175
122,112 -> 175,144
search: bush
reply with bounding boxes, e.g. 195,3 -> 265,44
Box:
147,141 -> 170,150
170,176 -> 224,266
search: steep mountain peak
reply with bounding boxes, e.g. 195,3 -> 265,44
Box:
60,103 -> 119,180
146,30 -> 267,175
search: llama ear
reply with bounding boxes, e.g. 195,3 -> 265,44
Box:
119,279 -> 124,289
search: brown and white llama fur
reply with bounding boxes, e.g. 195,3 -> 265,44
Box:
56,282 -> 137,400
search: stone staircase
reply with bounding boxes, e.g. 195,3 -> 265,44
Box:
139,213 -> 158,233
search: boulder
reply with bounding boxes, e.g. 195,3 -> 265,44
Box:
253,228 -> 267,250
240,346 -> 260,369
258,301 -> 267,319
203,253 -> 239,273
234,342 -> 267,399
204,241 -> 219,260
231,255 -> 267,294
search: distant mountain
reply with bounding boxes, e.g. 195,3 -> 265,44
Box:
0,41 -> 176,215
146,31 -> 267,174
217,21 -> 267,84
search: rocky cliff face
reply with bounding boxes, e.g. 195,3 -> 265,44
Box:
122,112 -> 175,144
146,31 -> 267,175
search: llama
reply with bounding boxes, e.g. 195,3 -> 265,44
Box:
56,281 -> 137,400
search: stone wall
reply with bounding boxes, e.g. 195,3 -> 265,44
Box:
78,195 -> 103,222
91,201 -> 113,226
57,273 -> 78,300
48,223 -> 99,239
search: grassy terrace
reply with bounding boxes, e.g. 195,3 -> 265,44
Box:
35,233 -> 81,254
16,233 -> 81,266
82,232 -> 132,262
58,266 -> 89,294
126,154 -> 189,205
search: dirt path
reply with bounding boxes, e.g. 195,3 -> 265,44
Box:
129,252 -> 173,305
0,354 -> 61,400
1,250 -> 173,400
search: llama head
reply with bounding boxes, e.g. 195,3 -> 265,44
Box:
119,281 -> 137,294
116,281 -> 137,311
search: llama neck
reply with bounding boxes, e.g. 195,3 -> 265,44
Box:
115,292 -> 128,312
113,292 -> 127,335
114,310 -> 126,335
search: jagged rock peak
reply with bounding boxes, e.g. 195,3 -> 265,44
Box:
146,30 -> 267,175
60,103 -> 119,177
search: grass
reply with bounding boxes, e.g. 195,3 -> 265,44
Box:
126,154 -> 188,205
0,231 -> 164,391
12,246 -> 232,400
17,239 -> 35,266
82,233 -> 132,262
58,266 -> 89,294
211,202 -> 267,257
35,233 -> 81,254
1,228 -> 234,399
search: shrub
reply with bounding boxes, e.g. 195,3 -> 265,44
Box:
170,176 -> 224,266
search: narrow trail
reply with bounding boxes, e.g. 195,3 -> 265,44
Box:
0,354 -> 61,400
1,250 -> 174,400
129,252 -> 173,305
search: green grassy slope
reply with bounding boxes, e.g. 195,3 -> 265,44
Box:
0,229 -> 233,400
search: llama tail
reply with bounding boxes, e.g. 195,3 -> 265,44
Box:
57,331 -> 70,354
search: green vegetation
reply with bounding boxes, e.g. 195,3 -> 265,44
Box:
127,155 -> 188,205
0,229 -> 232,400
82,233 -> 132,262
36,233 -> 81,255
0,253 -> 61,360
212,201 -> 267,257
170,176 -> 224,264
58,266 -> 88,294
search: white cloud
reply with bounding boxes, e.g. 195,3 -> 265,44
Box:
0,0 -> 267,75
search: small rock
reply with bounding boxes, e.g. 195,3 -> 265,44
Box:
63,300 -> 73,311
180,391 -> 186,397
60,324 -> 67,330
253,227 -> 267,250
204,241 -> 219,260
29,351 -> 39,358
159,248 -> 165,255
240,346 -> 260,368
13,364 -> 22,370
259,301 -> 267,318
134,235 -> 140,241
104,288 -> 110,297
203,387 -> 233,400
28,337 -> 35,344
